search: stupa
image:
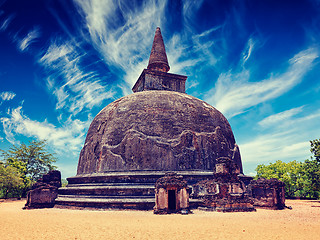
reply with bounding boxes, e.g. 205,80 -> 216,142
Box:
55,27 -> 245,210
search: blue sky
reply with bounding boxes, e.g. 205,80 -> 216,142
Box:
1,0 -> 320,178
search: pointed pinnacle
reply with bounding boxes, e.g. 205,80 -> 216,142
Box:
147,27 -> 170,72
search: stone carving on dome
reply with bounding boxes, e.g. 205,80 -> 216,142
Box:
77,91 -> 243,175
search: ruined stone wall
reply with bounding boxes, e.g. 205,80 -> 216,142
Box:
249,178 -> 285,210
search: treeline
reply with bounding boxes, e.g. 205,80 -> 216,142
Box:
0,140 -> 56,199
256,139 -> 320,199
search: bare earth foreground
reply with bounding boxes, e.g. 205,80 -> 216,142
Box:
1,199 -> 319,240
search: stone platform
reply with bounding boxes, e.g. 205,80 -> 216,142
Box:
55,171 -> 210,210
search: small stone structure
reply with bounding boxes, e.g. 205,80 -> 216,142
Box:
24,170 -> 61,209
249,178 -> 285,210
192,157 -> 255,212
154,173 -> 190,214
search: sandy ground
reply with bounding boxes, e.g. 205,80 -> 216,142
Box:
0,199 -> 319,240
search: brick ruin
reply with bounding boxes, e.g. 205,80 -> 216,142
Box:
192,157 -> 256,212
248,178 -> 286,210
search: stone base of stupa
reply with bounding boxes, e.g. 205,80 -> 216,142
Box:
198,195 -> 256,212
55,171 -> 211,210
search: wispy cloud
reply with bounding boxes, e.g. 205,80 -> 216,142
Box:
0,91 -> 16,101
72,0 -> 218,93
18,27 -> 40,52
74,0 -> 168,87
242,38 -> 255,65
205,47 -> 318,118
1,106 -> 90,153
259,107 -> 320,131
39,41 -> 115,116
192,27 -> 221,66
0,91 -> 16,105
166,33 -> 203,75
182,0 -> 205,29
239,106 -> 320,170
166,26 -> 222,77
40,43 -> 73,64
0,14 -> 15,31
240,132 -> 310,164
258,106 -> 304,128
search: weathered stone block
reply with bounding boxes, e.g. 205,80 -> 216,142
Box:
24,185 -> 58,209
24,170 -> 61,209
216,163 -> 228,174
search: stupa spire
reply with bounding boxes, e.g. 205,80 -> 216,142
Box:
132,27 -> 186,93
147,27 -> 170,72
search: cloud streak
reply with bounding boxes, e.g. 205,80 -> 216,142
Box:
242,38 -> 255,65
0,91 -> 16,105
240,132 -> 310,164
259,107 -> 320,131
18,27 -> 40,52
74,0 -> 168,87
239,105 -> 320,172
205,47 -> 318,118
0,14 -> 15,31
0,91 -> 16,101
258,106 -> 304,128
72,0 -> 220,93
182,0 -> 205,29
39,41 -> 115,116
1,106 -> 90,153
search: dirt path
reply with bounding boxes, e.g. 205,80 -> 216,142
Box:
1,199 -> 319,240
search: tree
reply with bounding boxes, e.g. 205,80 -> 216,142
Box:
255,139 -> 320,199
255,160 -> 305,198
310,139 -> 320,162
302,139 -> 320,199
0,162 -> 24,198
0,140 -> 57,198
301,159 -> 320,199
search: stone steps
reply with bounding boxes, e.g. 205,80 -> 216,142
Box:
60,184 -> 155,189
56,171 -> 210,210
66,171 -> 214,185
56,180 -> 156,210
56,196 -> 155,202
55,195 -> 202,210
57,194 -> 155,199
58,184 -> 155,197
55,195 -> 155,210
66,182 -> 155,187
